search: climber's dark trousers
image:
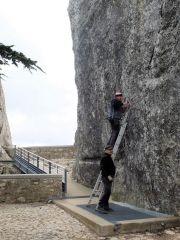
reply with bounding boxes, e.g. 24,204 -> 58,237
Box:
98,177 -> 112,208
106,119 -> 120,148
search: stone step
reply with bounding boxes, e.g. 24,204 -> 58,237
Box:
54,197 -> 180,237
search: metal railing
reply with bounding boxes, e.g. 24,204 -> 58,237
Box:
14,146 -> 68,193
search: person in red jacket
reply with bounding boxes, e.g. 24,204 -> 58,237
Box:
96,146 -> 116,213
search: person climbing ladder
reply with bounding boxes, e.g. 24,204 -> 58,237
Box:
87,91 -> 130,212
106,91 -> 130,149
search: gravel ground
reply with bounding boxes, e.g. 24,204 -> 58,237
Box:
0,158 -> 179,240
0,203 -> 179,240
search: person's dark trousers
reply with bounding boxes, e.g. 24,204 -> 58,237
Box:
106,119 -> 120,148
98,177 -> 112,209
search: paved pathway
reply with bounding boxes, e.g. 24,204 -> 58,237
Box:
66,172 -> 92,198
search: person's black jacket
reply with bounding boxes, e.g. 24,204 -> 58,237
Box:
100,153 -> 116,178
109,99 -> 125,120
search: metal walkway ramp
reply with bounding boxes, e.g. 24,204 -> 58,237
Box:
14,155 -> 46,174
14,147 -> 68,194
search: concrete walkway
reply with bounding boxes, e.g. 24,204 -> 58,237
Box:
54,173 -> 180,236
54,197 -> 180,237
66,173 -> 92,198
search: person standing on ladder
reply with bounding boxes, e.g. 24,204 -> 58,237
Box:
106,91 -> 130,149
96,146 -> 116,213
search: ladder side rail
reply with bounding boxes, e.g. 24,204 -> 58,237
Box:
90,172 -> 101,194
112,111 -> 129,161
87,110 -> 129,205
87,172 -> 102,205
111,122 -> 128,160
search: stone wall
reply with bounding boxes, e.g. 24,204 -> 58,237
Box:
0,174 -> 62,203
68,0 -> 180,215
25,145 -> 75,160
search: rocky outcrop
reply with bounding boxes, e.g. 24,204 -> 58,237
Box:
0,80 -> 12,160
0,163 -> 21,174
68,0 -> 180,214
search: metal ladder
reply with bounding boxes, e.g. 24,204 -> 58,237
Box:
87,111 -> 129,206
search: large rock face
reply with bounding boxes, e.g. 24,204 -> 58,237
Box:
68,0 -> 180,214
0,80 -> 12,160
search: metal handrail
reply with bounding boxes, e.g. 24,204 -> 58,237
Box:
14,146 -> 68,193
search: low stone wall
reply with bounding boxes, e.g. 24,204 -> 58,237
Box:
0,174 -> 62,203
25,145 -> 75,160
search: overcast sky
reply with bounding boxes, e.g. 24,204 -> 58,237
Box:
0,0 -> 77,146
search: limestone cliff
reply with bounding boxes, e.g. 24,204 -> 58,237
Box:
68,0 -> 180,214
0,80 -> 12,160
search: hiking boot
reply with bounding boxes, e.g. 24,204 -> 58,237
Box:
95,206 -> 108,214
104,207 -> 114,212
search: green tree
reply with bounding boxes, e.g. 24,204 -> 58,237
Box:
0,43 -> 43,79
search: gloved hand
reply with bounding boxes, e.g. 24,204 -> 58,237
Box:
108,175 -> 113,181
